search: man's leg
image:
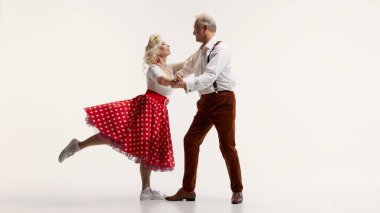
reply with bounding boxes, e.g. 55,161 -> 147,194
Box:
182,112 -> 213,192
165,97 -> 213,201
212,93 -> 243,193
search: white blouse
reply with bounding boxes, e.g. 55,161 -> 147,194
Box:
146,64 -> 174,97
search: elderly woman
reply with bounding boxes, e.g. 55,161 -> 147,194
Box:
58,34 -> 183,200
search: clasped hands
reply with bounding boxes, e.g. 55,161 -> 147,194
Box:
169,75 -> 186,89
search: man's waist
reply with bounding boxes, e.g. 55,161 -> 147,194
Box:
200,90 -> 234,97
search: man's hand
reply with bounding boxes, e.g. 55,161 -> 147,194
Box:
169,76 -> 186,89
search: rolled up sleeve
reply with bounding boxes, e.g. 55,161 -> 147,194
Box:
185,50 -> 229,93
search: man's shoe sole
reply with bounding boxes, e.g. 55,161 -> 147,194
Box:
231,200 -> 242,204
165,197 -> 196,201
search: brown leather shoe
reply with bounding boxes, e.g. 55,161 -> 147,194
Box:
165,188 -> 196,201
231,192 -> 243,204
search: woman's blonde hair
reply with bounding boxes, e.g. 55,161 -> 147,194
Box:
143,34 -> 162,65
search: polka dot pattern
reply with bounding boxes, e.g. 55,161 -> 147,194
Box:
84,90 -> 175,171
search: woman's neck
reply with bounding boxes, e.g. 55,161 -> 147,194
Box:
157,57 -> 167,67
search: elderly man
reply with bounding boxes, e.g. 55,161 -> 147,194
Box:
166,13 -> 243,204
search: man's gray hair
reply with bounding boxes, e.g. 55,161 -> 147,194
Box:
195,13 -> 217,32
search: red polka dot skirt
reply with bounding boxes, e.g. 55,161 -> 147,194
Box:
84,90 -> 175,171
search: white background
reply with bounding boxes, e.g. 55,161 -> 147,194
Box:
1,0 -> 380,212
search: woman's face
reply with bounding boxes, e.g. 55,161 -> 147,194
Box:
159,41 -> 171,57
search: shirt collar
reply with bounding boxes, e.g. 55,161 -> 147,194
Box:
201,36 -> 218,50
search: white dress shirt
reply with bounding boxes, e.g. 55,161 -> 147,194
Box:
177,36 -> 236,95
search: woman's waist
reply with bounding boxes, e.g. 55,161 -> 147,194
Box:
145,89 -> 169,105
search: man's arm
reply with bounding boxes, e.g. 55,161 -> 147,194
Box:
175,52 -> 198,78
184,49 -> 230,93
168,62 -> 185,73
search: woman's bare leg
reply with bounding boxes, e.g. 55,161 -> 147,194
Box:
78,133 -> 106,149
80,136 -> 154,190
140,164 -> 152,190
59,134 -> 105,163
72,135 -> 153,190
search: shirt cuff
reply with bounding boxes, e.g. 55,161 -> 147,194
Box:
184,78 -> 196,93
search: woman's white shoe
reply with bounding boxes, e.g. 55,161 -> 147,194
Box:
140,187 -> 166,201
58,139 -> 81,163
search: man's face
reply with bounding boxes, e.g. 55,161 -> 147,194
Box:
193,22 -> 205,43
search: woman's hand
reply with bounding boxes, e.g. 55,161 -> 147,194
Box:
169,76 -> 186,89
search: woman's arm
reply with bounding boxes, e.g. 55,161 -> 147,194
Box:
156,76 -> 173,86
156,63 -> 184,86
148,65 -> 175,86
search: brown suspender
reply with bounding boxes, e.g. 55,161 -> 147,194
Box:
207,41 -> 222,93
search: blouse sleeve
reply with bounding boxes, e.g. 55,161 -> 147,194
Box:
147,65 -> 165,82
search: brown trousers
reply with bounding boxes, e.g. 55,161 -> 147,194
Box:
182,91 -> 243,193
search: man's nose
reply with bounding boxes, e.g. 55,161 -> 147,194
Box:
193,30 -> 195,35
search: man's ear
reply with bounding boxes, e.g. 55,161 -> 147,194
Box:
202,25 -> 208,32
